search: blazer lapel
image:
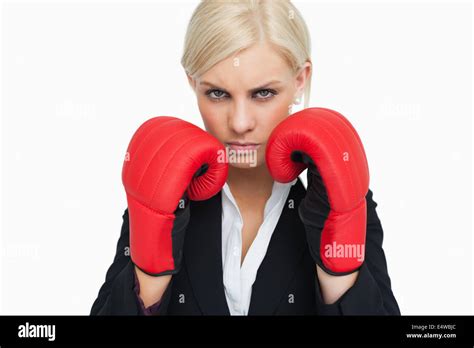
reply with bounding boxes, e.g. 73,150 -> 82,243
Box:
184,191 -> 230,315
248,178 -> 308,315
184,178 -> 308,316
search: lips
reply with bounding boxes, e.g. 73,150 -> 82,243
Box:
227,142 -> 260,151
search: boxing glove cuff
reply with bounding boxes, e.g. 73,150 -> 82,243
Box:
127,193 -> 190,276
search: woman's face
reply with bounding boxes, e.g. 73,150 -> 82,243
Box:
188,41 -> 310,169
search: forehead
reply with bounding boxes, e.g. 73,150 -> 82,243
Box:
199,42 -> 293,90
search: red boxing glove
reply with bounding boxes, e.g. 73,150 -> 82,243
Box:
266,108 -> 369,274
122,117 -> 228,276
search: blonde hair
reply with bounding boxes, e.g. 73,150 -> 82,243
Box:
181,0 -> 312,108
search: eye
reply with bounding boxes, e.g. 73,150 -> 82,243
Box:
252,89 -> 277,100
205,89 -> 229,101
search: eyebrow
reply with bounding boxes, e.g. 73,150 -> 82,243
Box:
199,80 -> 282,93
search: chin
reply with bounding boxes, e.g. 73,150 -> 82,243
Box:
228,159 -> 265,170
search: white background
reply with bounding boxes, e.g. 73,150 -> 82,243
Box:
1,0 -> 472,314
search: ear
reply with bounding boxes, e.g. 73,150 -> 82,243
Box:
187,74 -> 197,92
294,61 -> 312,98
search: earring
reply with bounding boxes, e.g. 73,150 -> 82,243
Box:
293,96 -> 301,105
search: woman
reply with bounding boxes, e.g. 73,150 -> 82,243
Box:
91,0 -> 400,316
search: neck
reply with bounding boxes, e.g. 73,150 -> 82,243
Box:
226,165 -> 274,203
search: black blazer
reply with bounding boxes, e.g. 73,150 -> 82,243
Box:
91,179 -> 400,315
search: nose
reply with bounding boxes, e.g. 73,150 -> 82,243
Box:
228,98 -> 256,135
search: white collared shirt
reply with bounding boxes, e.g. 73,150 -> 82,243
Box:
221,178 -> 298,315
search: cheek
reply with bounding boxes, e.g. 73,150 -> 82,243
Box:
197,97 -> 226,141
259,96 -> 293,139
